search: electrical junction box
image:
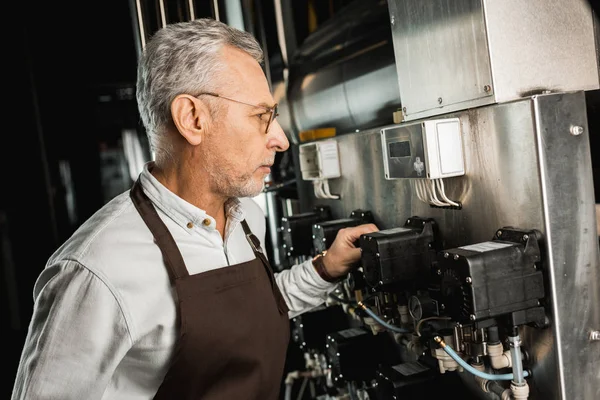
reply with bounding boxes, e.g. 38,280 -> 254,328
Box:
387,0 -> 599,121
299,139 -> 341,180
381,118 -> 464,180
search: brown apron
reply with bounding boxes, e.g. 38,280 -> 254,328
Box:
130,179 -> 290,400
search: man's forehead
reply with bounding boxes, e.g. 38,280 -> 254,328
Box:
220,46 -> 273,102
221,45 -> 262,75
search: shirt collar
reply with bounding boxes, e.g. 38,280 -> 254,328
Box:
138,161 -> 246,233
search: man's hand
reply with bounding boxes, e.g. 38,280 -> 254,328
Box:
321,223 -> 379,279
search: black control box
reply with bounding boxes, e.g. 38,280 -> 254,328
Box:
312,209 -> 374,253
291,305 -> 350,352
326,327 -> 400,386
359,216 -> 439,289
431,227 -> 545,323
281,206 -> 332,258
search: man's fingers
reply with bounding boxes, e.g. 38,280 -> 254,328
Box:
343,223 -> 379,245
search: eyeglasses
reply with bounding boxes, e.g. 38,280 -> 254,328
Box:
196,92 -> 279,134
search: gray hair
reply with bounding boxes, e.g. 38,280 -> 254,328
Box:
136,18 -> 264,153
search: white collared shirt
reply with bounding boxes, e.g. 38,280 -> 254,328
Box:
11,162 -> 336,400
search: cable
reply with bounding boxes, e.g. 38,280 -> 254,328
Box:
296,376 -> 308,400
284,382 -> 292,400
263,178 -> 297,192
435,179 -> 460,207
428,179 -> 448,206
413,180 -> 427,203
322,179 -> 340,199
433,336 -> 530,381
328,293 -> 411,333
356,301 -> 411,333
313,180 -> 325,199
418,179 -> 433,205
328,292 -> 377,305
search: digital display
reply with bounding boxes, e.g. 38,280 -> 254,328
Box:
389,141 -> 411,158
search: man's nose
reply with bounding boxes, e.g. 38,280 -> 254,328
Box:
268,120 -> 290,152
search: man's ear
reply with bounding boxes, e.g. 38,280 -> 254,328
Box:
171,94 -> 209,146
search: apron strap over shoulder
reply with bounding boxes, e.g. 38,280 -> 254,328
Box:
130,178 -> 189,281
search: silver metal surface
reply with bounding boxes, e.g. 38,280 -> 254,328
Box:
212,0 -> 220,21
285,0 -> 401,142
187,0 -> 195,20
387,0 -> 493,120
129,0 -> 146,56
158,0 -> 166,29
264,190 -> 283,267
273,0 -> 297,68
595,10 -> 600,82
287,50 -> 400,140
386,0 -> 599,121
484,0 -> 598,101
224,0 -> 244,31
301,125 -> 411,229
532,91 -> 600,400
299,92 -> 600,399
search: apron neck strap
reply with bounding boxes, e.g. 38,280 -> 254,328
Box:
130,178 -> 189,281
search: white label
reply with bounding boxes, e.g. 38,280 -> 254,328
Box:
459,241 -> 513,252
380,227 -> 411,235
338,328 -> 366,338
392,361 -> 429,376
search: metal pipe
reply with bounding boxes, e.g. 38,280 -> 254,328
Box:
264,190 -> 283,268
129,0 -> 146,58
187,0 -> 196,20
224,0 -> 245,31
254,0 -> 272,89
212,0 -> 220,21
509,333 -> 525,385
273,0 -> 295,68
158,0 -> 167,28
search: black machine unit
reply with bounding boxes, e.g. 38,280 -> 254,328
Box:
359,216 -> 440,290
373,362 -> 481,400
291,305 -> 350,352
281,205 -> 332,259
372,362 -> 436,399
312,209 -> 374,253
431,227 -> 546,325
326,327 -> 400,387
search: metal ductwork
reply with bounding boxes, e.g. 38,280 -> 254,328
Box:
284,0 -> 401,142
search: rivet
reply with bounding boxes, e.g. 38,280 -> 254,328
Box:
570,125 -> 584,136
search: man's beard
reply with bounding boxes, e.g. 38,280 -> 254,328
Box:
208,162 -> 266,198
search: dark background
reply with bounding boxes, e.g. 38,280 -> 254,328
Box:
3,0 -> 600,398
